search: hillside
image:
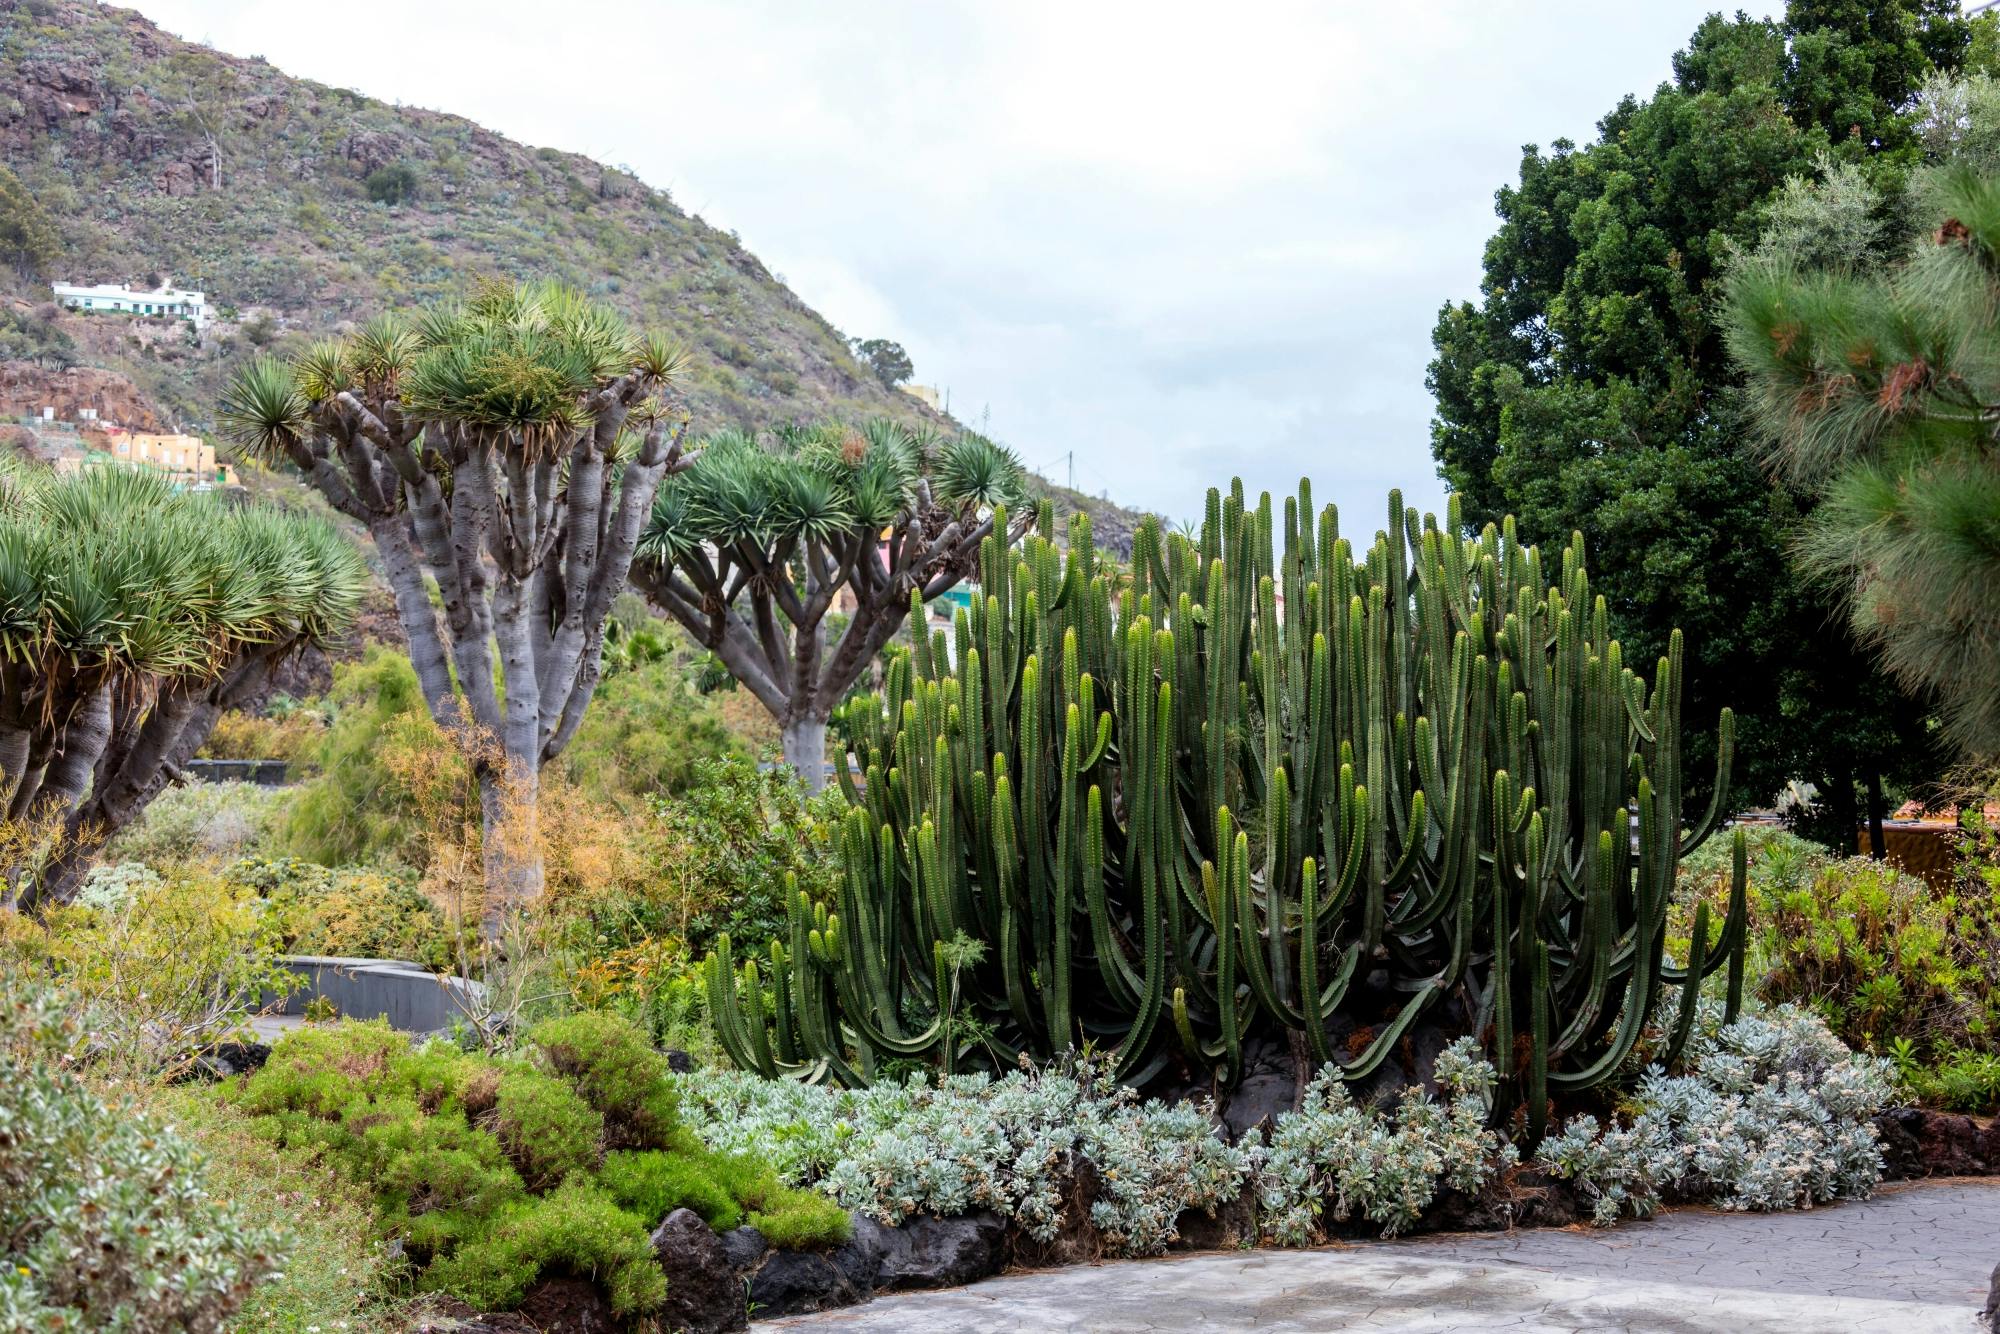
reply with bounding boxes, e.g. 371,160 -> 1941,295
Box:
0,0 -> 1153,551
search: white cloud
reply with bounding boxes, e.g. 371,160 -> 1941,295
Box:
132,0 -> 1782,526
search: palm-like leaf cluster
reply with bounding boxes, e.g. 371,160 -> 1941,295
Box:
639,419 -> 1024,562
1725,167 -> 2000,757
0,464 -> 368,688
220,280 -> 687,460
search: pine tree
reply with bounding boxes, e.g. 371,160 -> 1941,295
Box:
1726,166 -> 2000,761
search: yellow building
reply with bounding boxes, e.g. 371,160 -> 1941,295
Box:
102,430 -> 237,487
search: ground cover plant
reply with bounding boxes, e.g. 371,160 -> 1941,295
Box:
220,1011 -> 843,1319
678,1001 -> 1895,1252
1539,1003 -> 1897,1223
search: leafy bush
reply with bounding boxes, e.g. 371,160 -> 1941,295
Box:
1895,1046 -> 2000,1112
365,162 -> 419,205
1257,1038 -> 1516,1243
281,647 -> 457,870
106,779 -> 285,864
31,870 -> 299,1077
1753,855 -> 1992,1053
552,756 -> 840,971
73,859 -> 162,912
197,707 -> 324,763
0,980 -> 283,1332
1539,1004 -> 1896,1224
231,856 -> 466,970
1678,820 -> 2000,1112
560,649 -> 738,800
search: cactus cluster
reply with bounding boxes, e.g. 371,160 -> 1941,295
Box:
706,482 -> 1747,1125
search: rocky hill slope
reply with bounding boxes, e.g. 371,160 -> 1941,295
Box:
0,0 -> 1152,551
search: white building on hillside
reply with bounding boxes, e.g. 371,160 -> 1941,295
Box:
52,280 -> 212,331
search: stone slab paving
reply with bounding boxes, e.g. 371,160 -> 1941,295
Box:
772,1178 -> 2000,1332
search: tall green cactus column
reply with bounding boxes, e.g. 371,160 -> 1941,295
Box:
707,482 -> 1747,1134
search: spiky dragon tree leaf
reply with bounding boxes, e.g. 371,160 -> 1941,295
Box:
218,357 -> 313,458
934,433 -> 1028,511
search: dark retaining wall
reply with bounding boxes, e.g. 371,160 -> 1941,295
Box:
186,758 -> 292,786
263,956 -> 481,1033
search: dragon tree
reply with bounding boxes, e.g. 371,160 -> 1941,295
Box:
0,462 -> 366,910
629,420 -> 1028,789
706,484 -> 1748,1137
220,280 -> 690,939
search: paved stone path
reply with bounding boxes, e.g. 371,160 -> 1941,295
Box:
773,1178 -> 2000,1332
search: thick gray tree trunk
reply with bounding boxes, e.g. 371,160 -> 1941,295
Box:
782,717 -> 830,795
477,764 -> 543,946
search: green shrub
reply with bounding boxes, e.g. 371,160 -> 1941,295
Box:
1756,856 -> 1990,1056
599,1148 -> 741,1231
233,1019 -> 413,1117
1894,1044 -> 2000,1112
1677,818 -> 2000,1098
1678,825 -> 1828,895
560,649 -> 738,800
366,162 -> 419,205
197,707 -> 324,763
230,1022 -> 526,1256
35,871 -> 299,1078
491,1065 -> 603,1191
231,856 -> 466,970
225,1018 -> 796,1315
106,779 -> 285,864
528,1011 -> 676,1149
1,979 -> 283,1332
597,1141 -> 847,1246
281,648 -> 452,869
420,1180 -> 665,1316
748,1189 -> 852,1250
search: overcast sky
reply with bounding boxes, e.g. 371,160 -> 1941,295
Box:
135,0 -> 1780,528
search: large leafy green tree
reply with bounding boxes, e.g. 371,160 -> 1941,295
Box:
851,338 -> 914,389
0,462 -> 366,910
220,281 -> 689,939
1428,1 -> 1972,837
1726,160 -> 2000,762
629,420 -> 1026,789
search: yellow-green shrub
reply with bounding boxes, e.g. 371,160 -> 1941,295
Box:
420,1180 -> 666,1316
491,1065 -> 602,1191
527,1010 -> 677,1149
34,871 -> 298,1077
198,708 -> 324,764
224,1013 -> 806,1318
229,856 -> 468,970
